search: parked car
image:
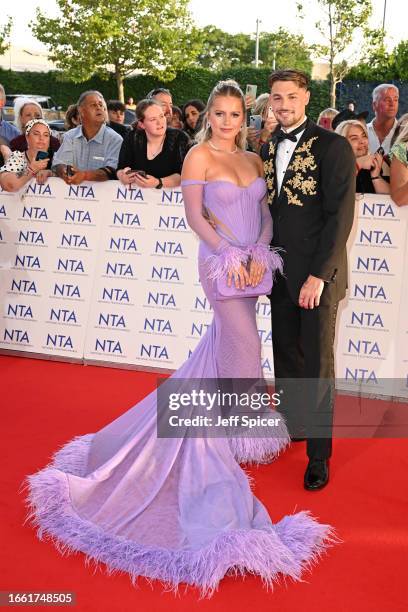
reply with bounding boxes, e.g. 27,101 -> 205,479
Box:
3,94 -> 64,123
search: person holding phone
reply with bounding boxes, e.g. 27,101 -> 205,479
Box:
0,118 -> 54,192
246,93 -> 279,153
335,119 -> 390,194
53,91 -> 123,185
116,98 -> 191,189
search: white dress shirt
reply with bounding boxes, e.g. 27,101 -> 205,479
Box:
366,119 -> 398,154
276,117 -> 306,195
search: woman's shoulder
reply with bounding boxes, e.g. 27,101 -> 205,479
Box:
390,141 -> 408,166
243,149 -> 263,172
0,150 -> 25,173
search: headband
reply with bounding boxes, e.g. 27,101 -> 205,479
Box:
25,118 -> 51,135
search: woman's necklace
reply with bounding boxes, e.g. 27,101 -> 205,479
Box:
147,137 -> 165,159
208,140 -> 238,154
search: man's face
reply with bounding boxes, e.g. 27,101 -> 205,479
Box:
79,94 -> 106,127
373,87 -> 399,121
154,93 -> 173,122
269,80 -> 310,129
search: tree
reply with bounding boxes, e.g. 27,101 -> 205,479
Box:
392,40 -> 408,81
346,28 -> 395,81
196,26 -> 312,74
299,0 -> 372,106
31,0 -> 201,102
195,26 -> 252,70
258,30 -> 313,74
0,16 -> 12,58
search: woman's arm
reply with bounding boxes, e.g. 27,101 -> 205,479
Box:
390,157 -> 408,206
181,146 -> 226,251
0,170 -> 33,192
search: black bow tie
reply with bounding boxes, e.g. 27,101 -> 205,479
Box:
275,119 -> 308,144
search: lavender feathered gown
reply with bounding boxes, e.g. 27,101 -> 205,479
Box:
26,178 -> 333,596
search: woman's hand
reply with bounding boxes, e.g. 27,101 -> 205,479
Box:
117,167 -> 138,185
246,126 -> 260,150
248,259 -> 266,287
357,154 -> 375,171
227,264 -> 250,290
131,173 -> 161,188
370,152 -> 383,177
36,169 -> 52,185
29,157 -> 49,174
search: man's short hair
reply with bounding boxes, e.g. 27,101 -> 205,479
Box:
372,83 -> 399,102
107,100 -> 126,113
77,90 -> 104,107
146,87 -> 171,99
268,69 -> 310,91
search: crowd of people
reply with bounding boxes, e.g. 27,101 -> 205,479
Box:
0,80 -> 407,205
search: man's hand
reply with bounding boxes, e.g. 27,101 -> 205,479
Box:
62,166 -> 86,185
298,274 -> 325,309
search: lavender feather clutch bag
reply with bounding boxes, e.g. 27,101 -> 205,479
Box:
206,243 -> 283,301
215,274 -> 272,300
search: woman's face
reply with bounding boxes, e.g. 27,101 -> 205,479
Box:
26,124 -> 50,152
184,105 -> 200,130
346,125 -> 368,157
139,104 -> 166,137
207,95 -> 243,143
169,111 -> 183,129
21,104 -> 42,129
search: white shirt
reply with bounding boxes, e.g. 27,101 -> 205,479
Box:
367,119 -> 398,155
276,117 -> 306,195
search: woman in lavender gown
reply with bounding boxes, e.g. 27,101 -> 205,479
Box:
26,80 -> 333,597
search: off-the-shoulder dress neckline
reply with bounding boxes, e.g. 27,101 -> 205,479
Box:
181,177 -> 265,190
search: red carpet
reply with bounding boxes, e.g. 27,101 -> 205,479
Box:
1,354 -> 407,611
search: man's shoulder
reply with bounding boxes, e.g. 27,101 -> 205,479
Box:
104,124 -> 123,143
62,126 -> 82,141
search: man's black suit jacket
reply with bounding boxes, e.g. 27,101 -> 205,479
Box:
261,119 -> 356,305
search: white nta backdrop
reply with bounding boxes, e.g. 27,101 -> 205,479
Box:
0,179 -> 407,399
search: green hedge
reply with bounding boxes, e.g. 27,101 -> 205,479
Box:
0,66 -> 330,121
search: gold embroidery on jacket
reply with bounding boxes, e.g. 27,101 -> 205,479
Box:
284,136 -> 318,206
264,141 -> 276,204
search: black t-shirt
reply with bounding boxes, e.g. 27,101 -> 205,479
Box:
356,168 -> 375,194
117,127 -> 191,178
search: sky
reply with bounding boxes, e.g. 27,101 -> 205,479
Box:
4,0 -> 406,56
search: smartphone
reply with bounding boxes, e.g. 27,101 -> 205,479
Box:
135,170 -> 147,178
66,165 -> 74,177
125,169 -> 135,175
249,114 -> 262,132
246,84 -> 257,103
267,106 -> 275,119
35,151 -> 48,161
376,146 -> 385,156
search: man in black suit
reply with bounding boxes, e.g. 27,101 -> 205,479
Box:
261,69 -> 356,490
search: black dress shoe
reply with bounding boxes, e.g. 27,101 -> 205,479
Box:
290,437 -> 306,442
304,459 -> 329,491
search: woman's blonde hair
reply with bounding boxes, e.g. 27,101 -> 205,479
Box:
13,97 -> 43,132
317,107 -> 339,127
195,80 -> 247,149
335,119 -> 368,139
